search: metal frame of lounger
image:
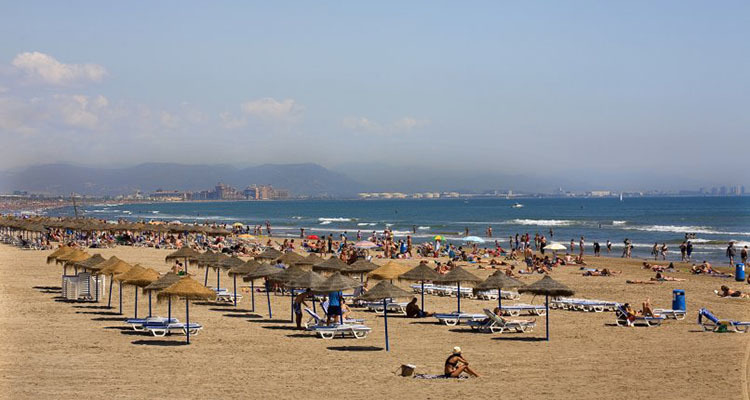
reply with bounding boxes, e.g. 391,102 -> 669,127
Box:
304,308 -> 363,328
434,313 -> 486,326
481,308 -> 535,333
615,306 -> 664,327
552,298 -> 620,312
653,308 -> 686,320
307,324 -> 372,340
145,322 -> 203,337
697,308 -> 750,333
215,291 -> 242,304
498,304 -> 547,316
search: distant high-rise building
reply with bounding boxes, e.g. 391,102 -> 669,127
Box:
719,186 -> 727,195
742,185 -> 746,195
711,187 -> 718,195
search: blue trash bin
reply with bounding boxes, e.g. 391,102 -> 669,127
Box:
672,289 -> 686,311
736,263 -> 746,282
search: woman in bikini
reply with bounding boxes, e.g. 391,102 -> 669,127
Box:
444,347 -> 480,378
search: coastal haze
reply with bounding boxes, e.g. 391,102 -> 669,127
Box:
1,3 -> 749,400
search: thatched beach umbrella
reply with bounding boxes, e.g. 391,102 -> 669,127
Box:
399,263 -> 441,314
226,260 -> 257,308
46,246 -> 73,264
368,261 -> 412,282
97,258 -> 132,313
359,281 -> 413,351
214,256 -> 244,290
313,256 -> 348,273
278,251 -> 306,266
56,249 -> 89,275
157,277 -> 216,344
436,266 -> 482,314
303,253 -> 324,266
518,276 -> 574,341
115,264 -> 146,318
165,246 -> 201,274
255,248 -> 283,261
123,268 -> 160,317
272,265 -> 313,321
312,272 -> 362,324
63,252 -> 92,274
143,272 -> 182,321
341,259 -> 379,282
243,263 -> 281,318
474,271 -> 526,308
74,254 -> 107,301
197,251 -> 226,286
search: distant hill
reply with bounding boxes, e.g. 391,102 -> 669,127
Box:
0,163 -> 365,197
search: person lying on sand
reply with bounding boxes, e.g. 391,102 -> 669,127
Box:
652,272 -> 686,282
406,297 -> 433,318
582,268 -> 621,276
626,280 -> 658,285
716,285 -> 749,298
445,347 -> 480,378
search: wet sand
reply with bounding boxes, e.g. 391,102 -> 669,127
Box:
0,244 -> 748,399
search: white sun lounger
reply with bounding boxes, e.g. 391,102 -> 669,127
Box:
467,308 -> 536,333
475,290 -> 521,301
214,289 -> 242,304
615,306 -> 664,327
552,298 -> 620,312
653,308 -> 686,320
698,308 -> 750,332
144,322 -> 203,337
307,324 -> 372,340
434,312 -> 486,326
125,316 -> 178,331
363,301 -> 408,315
304,308 -> 363,328
497,304 -> 547,316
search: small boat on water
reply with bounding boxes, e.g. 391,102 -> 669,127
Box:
511,203 -> 524,208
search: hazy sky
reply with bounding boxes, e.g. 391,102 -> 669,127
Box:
0,2 -> 748,188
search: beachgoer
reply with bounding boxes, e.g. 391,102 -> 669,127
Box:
444,347 -> 480,378
293,289 -> 311,329
718,285 -> 748,298
406,297 -> 433,318
606,240 -> 611,254
742,245 -> 748,265
727,242 -> 736,266
326,290 -> 342,325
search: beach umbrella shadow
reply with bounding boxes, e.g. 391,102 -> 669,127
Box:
131,340 -> 189,347
327,346 -> 384,352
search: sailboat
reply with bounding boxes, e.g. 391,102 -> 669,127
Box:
619,193 -> 623,202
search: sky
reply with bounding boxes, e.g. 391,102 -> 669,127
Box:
0,1 -> 748,190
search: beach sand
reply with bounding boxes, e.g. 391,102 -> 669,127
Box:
0,244 -> 748,399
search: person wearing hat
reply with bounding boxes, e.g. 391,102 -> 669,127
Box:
444,347 -> 480,378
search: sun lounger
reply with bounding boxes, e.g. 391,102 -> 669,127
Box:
304,308 -> 363,328
615,306 -> 664,327
697,308 -> 750,332
497,303 -> 546,316
474,290 -> 521,301
307,324 -> 372,339
434,312 -> 486,326
125,316 -> 178,331
214,289 -> 242,304
653,308 -> 686,320
144,322 -> 203,337
362,301 -> 408,315
552,298 -> 620,312
467,308 -> 536,333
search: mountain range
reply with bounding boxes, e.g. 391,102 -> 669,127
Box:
0,163 -> 365,197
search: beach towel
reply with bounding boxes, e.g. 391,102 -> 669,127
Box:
413,374 -> 468,380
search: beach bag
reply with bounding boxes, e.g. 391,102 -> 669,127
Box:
400,364 -> 416,377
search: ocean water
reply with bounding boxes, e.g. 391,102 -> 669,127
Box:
48,196 -> 749,264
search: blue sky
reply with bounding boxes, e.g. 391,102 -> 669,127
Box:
0,1 -> 748,189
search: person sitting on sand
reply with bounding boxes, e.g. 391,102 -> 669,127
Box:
444,347 -> 480,378
583,268 -> 621,276
717,285 -> 749,298
406,298 -> 433,318
652,272 -> 686,282
293,289 -> 311,330
691,261 -> 713,274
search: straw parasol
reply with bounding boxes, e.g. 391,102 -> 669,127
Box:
436,266 -> 482,313
474,270 -> 526,308
62,251 -> 92,274
226,260 -> 257,308
255,248 -> 283,260
358,281 -> 414,351
198,251 -> 227,286
72,253 -> 106,301
399,263 -> 442,314
114,264 -> 146,318
143,272 -> 182,322
278,251 -> 306,266
210,256 -> 243,291
282,269 -> 325,322
312,257 -> 348,272
123,267 -> 160,317
165,247 -> 201,273
519,276 -> 574,341
311,272 -> 363,324
303,253 -> 324,266
157,277 -> 216,344
341,259 -> 379,275
243,263 -> 281,318
97,257 -> 132,312
46,246 -> 73,264
368,261 -> 412,282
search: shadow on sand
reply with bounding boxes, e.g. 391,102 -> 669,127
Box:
90,316 -> 127,322
491,336 -> 547,342
131,340 -> 189,347
76,310 -> 121,316
33,286 -> 61,291
327,346 -> 384,352
261,325 -> 297,331
222,313 -> 263,319
247,318 -> 288,324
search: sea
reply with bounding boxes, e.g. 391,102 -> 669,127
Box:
46,196 -> 749,264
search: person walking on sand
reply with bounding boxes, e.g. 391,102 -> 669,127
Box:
652,243 -> 659,260
265,220 -> 272,236
660,243 -> 668,260
579,236 -> 585,259
606,240 -> 612,254
741,245 -> 748,266
686,241 -> 693,261
726,242 -> 736,266
293,289 -> 311,330
445,347 -> 480,378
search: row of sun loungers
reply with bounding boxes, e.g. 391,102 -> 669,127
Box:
303,308 -> 371,339
124,316 -> 203,336
467,309 -> 537,334
551,298 -> 621,312
409,284 -> 520,300
360,301 -> 409,315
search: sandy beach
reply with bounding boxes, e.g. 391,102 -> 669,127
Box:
0,244 -> 748,400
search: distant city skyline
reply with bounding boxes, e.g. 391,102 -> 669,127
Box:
1,2 -> 749,189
